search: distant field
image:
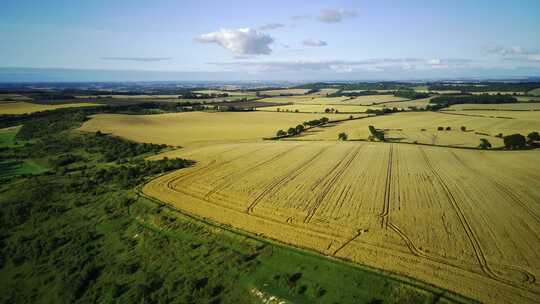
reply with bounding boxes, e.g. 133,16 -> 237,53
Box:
377,97 -> 433,109
307,88 -> 340,96
0,126 -> 20,147
259,89 -> 311,96
446,102 -> 540,111
528,87 -> 540,96
517,96 -> 540,102
79,111 -> 350,147
342,89 -> 396,93
192,90 -> 256,96
258,95 -> 407,106
470,91 -> 525,95
257,104 -> 375,114
0,101 -> 101,114
297,111 -> 540,147
0,94 -> 33,101
144,140 -> 540,304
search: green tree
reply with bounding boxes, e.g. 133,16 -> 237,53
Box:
527,131 -> 540,142
320,117 -> 329,124
295,124 -> 305,133
338,132 -> 348,141
460,126 -> 466,132
276,130 -> 286,137
368,125 -> 385,141
287,127 -> 297,136
503,134 -> 527,149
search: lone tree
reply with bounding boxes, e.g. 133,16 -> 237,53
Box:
368,125 -> 385,141
503,133 -> 527,149
287,127 -> 297,136
295,124 -> 305,134
276,129 -> 286,137
479,138 -> 492,149
445,126 -> 452,131
437,126 -> 444,131
338,132 -> 348,141
461,126 -> 467,132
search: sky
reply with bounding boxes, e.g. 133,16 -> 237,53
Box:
1,0 -> 540,81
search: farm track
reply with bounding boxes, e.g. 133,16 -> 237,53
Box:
450,151 -> 540,226
379,145 -> 394,229
419,147 -> 538,291
246,146 -> 332,214
303,146 -> 362,223
203,145 -> 300,200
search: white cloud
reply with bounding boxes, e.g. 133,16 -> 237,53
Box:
258,23 -> 286,31
317,9 -> 358,23
196,28 -> 274,55
291,14 -> 311,21
302,39 -> 328,47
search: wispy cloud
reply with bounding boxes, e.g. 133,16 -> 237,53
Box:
317,9 -> 358,23
100,57 -> 172,62
207,58 -> 471,73
196,28 -> 274,55
302,39 -> 328,47
291,14 -> 311,21
258,23 -> 286,31
486,46 -> 540,62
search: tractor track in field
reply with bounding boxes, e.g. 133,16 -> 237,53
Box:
450,151 -> 540,226
332,229 -> 364,255
379,144 -> 394,229
246,145 -> 331,214
204,146 -> 300,200
166,146 -> 267,189
304,146 -> 362,223
420,147 -> 538,291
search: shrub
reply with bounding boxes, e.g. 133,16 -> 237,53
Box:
479,138 -> 492,149
349,115 -> 354,120
503,134 -> 527,149
460,126 -> 466,131
287,127 -> 297,136
437,127 -> 444,131
527,131 -> 540,142
445,126 -> 451,131
338,132 -> 348,141
276,130 -> 286,137
295,124 -> 305,134
320,117 -> 329,124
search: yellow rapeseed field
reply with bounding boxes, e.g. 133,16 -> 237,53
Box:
143,141 -> 540,304
0,101 -> 101,115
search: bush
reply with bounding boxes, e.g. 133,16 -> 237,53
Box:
479,138 -> 492,149
503,134 -> 527,149
276,130 -> 286,137
287,127 -> 297,136
437,127 -> 444,131
445,126 -> 451,131
338,132 -> 348,141
295,125 -> 305,134
528,131 -> 540,142
460,126 -> 466,131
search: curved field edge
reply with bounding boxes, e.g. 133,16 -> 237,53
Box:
137,184 -> 476,304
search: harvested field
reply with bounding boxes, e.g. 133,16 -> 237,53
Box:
296,111 -> 540,147
0,101 -> 101,114
144,141 -> 540,304
446,103 -> 540,111
79,111 -> 350,147
259,89 -> 310,96
257,104 -> 376,114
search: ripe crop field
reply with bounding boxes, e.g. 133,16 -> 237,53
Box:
259,88 -> 311,96
257,104 -> 376,114
377,97 -> 433,109
446,102 -> 540,111
79,111 -> 350,147
143,141 -> 540,304
258,95 -> 408,106
0,101 -> 101,114
296,111 -> 540,147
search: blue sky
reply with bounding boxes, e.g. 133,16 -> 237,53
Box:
1,0 -> 540,81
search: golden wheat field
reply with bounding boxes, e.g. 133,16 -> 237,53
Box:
258,95 -> 408,106
257,104 -> 376,114
78,111 -> 350,147
143,140 -> 540,304
0,101 -> 101,114
259,88 -> 311,96
297,111 -> 540,147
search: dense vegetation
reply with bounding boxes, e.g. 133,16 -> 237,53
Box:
429,95 -> 517,109
393,90 -> 429,99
